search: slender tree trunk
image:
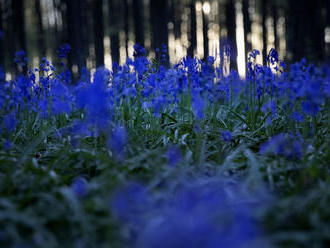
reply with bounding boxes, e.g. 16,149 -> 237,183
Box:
272,4 -> 279,52
65,0 -> 87,77
308,0 -> 325,61
171,0 -> 182,41
35,0 -> 46,57
326,0 -> 330,59
0,1 -> 4,69
133,0 -> 144,46
12,0 -> 26,52
123,0 -> 129,57
108,0 -> 120,64
188,0 -> 197,58
218,2 -> 225,73
51,0 -> 60,46
242,0 -> 251,57
92,0 -> 104,67
150,0 -> 169,65
286,0 -> 320,62
11,0 -> 26,74
225,0 -> 237,71
202,1 -> 209,60
261,0 -> 267,65
5,0 -> 15,73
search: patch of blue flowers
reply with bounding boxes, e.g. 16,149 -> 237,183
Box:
0,43 -> 329,247
111,178 -> 268,248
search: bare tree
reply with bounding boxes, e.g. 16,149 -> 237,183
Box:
188,0 -> 197,58
92,0 -> 105,67
108,0 -> 120,64
133,0 -> 145,47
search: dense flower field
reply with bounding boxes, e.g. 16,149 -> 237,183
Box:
0,45 -> 330,247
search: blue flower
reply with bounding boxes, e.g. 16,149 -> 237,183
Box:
260,133 -> 303,159
4,113 -> 17,132
267,48 -> 279,65
261,100 -> 277,115
111,182 -> 150,223
167,145 -> 182,167
301,101 -> 319,116
75,68 -> 111,131
248,49 -> 260,61
221,130 -> 232,142
71,177 -> 88,198
14,50 -> 28,67
108,126 -> 127,159
133,44 -> 147,58
111,178 -> 262,248
58,43 -> 71,58
192,95 -> 206,120
291,111 -> 304,122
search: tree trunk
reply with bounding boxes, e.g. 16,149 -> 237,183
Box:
272,4 -> 279,52
326,0 -> 330,59
133,0 -> 145,46
188,0 -> 197,58
11,0 -> 26,74
123,0 -> 129,57
12,0 -> 26,52
108,0 -> 120,64
171,0 -> 182,40
0,1 -> 4,69
35,0 -> 46,57
286,0 -> 324,62
308,0 -> 325,61
242,0 -> 251,57
202,1 -> 209,60
150,0 -> 169,65
261,0 -> 267,65
65,0 -> 88,78
92,0 -> 104,67
225,0 -> 237,71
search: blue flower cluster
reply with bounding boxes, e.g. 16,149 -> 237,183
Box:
0,45 -> 329,162
111,178 -> 266,248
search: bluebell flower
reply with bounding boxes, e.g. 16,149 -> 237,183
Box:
248,49 -> 260,61
40,57 -> 51,72
301,101 -> 319,116
167,145 -> 182,167
192,95 -> 205,120
108,126 -> 127,159
267,48 -> 279,65
111,178 -> 262,248
111,182 -> 150,223
71,177 -> 88,198
260,133 -> 303,159
52,98 -> 71,115
221,130 -> 232,142
58,43 -> 71,58
0,67 -> 5,81
291,111 -> 304,122
58,68 -> 72,84
75,68 -> 111,131
133,44 -> 147,58
70,122 -> 92,138
261,100 -> 277,118
323,82 -> 330,97
4,112 -> 17,132
14,50 -> 28,67
37,99 -> 49,118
